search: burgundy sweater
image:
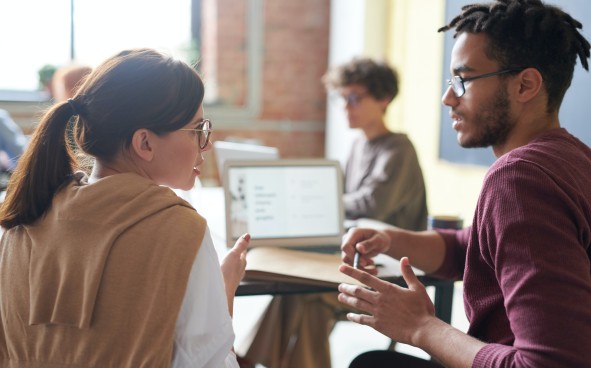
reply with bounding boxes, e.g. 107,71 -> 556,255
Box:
435,128 -> 591,367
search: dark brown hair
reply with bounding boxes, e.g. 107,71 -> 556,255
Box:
322,57 -> 399,102
0,48 -> 204,229
439,0 -> 590,113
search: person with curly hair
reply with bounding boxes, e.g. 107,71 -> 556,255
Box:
237,57 -> 429,368
324,57 -> 428,231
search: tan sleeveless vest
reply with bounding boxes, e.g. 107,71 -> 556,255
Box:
0,173 -> 207,367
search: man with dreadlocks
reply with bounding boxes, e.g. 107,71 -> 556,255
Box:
338,0 -> 591,367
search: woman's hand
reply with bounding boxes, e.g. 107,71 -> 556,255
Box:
220,233 -> 250,296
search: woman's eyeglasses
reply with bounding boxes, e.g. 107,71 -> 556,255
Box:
179,119 -> 212,149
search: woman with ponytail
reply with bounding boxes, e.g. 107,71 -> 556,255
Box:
0,48 -> 248,368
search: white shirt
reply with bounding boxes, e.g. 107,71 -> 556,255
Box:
172,227 -> 239,368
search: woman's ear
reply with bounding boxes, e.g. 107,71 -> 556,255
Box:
515,67 -> 544,103
130,129 -> 155,162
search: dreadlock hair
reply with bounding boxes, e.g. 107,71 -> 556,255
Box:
322,57 -> 399,102
438,0 -> 590,113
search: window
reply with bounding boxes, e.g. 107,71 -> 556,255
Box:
1,0 -> 262,123
0,0 -> 193,93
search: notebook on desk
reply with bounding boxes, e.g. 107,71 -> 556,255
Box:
222,159 -> 344,250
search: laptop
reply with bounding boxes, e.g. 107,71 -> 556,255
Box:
223,159 -> 344,251
213,141 -> 279,181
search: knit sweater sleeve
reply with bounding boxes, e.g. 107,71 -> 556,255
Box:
344,136 -> 426,230
472,159 -> 591,367
430,227 -> 470,280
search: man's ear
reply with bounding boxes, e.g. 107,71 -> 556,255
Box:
515,67 -> 544,103
130,129 -> 155,162
379,96 -> 393,112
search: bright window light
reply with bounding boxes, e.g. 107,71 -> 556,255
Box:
0,0 -> 193,92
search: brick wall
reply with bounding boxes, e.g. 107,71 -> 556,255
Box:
201,0 -> 330,184
261,0 -> 329,122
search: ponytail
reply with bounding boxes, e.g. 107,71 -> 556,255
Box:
0,48 -> 205,229
0,101 -> 78,229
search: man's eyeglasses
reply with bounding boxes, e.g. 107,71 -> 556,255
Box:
179,119 -> 212,149
447,67 -> 526,97
332,92 -> 369,108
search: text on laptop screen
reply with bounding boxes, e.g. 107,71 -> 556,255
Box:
227,165 -> 341,241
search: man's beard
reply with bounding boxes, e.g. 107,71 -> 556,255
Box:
461,86 -> 516,148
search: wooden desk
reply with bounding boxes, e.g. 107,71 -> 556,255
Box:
186,186 -> 456,324
236,275 -> 454,324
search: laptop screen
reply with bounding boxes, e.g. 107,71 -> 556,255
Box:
223,159 -> 344,248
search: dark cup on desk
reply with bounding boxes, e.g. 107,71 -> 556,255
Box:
428,215 -> 463,230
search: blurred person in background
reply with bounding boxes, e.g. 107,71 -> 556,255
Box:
237,58 -> 428,368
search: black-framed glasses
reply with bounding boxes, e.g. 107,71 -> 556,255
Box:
179,118 -> 212,149
447,67 -> 526,97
